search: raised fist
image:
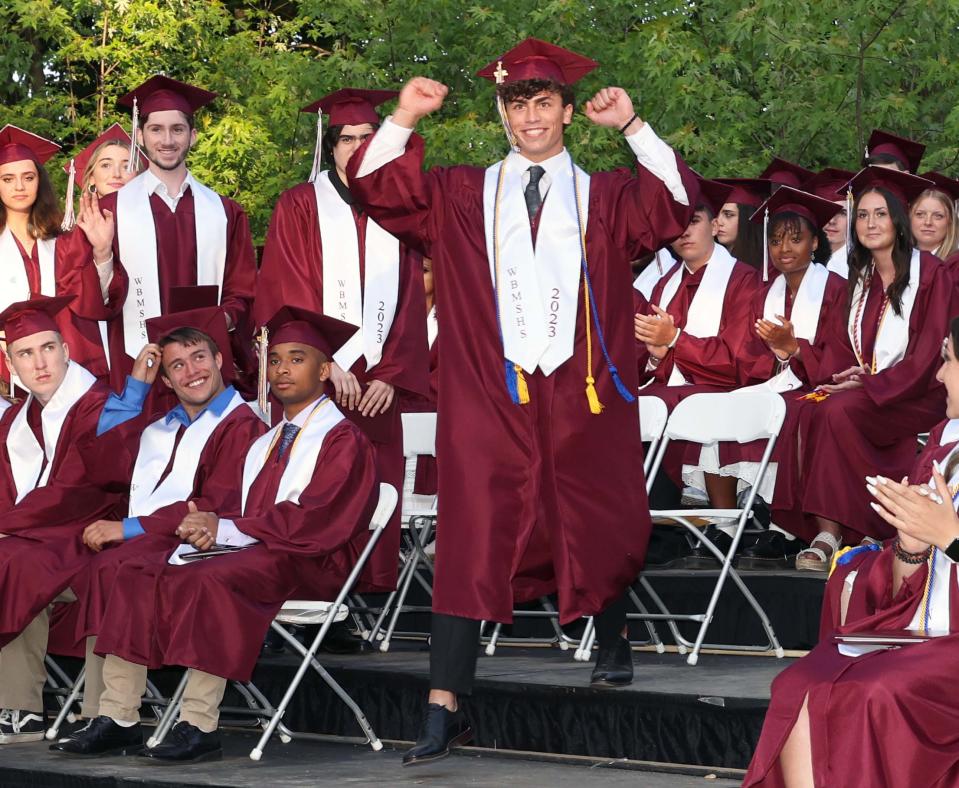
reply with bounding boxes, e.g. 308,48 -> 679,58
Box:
584,87 -> 642,132
394,77 -> 450,128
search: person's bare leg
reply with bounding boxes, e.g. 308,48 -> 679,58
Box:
427,689 -> 457,711
704,473 -> 738,508
779,694 -> 814,788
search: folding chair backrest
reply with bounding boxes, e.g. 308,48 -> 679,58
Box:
370,483 -> 399,532
638,395 -> 669,477
402,412 -> 437,458
664,391 -> 786,444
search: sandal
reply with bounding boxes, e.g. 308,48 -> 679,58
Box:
795,531 -> 842,572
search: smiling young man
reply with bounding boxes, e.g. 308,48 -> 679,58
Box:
55,306 -> 378,764
254,88 -> 428,594
0,296 -> 124,744
345,38 -> 698,764
92,76 -> 257,394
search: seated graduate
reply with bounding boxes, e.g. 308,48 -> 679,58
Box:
50,306 -> 266,728
712,177 -> 772,273
911,172 -> 959,265
0,296 -> 124,744
801,168 -> 854,279
634,176 -> 760,411
681,188 -> 852,569
743,319 -> 959,788
53,307 -> 378,764
787,167 -> 956,572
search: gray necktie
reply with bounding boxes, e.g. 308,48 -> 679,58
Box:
276,423 -> 301,463
524,165 -> 546,219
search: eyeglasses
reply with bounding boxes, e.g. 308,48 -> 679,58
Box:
336,133 -> 374,146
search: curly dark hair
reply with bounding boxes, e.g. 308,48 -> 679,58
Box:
767,212 -> 831,266
847,186 -> 914,317
0,163 -> 62,241
496,78 -> 575,109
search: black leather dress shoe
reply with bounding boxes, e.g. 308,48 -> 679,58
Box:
50,715 -> 142,757
737,530 -> 804,570
590,636 -> 633,687
683,525 -> 735,569
402,703 -> 472,767
139,721 -> 222,764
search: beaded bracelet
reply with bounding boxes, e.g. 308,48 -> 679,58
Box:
619,114 -> 639,134
892,537 -> 932,565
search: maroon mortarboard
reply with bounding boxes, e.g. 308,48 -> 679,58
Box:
0,125 -> 60,167
167,285 -> 219,314
838,166 -> 934,208
802,167 -> 855,201
714,178 -> 773,209
118,75 -> 217,117
265,306 -> 358,359
145,306 -> 235,383
63,124 -> 139,178
0,296 -> 74,345
866,129 -> 925,174
695,177 -> 734,217
918,171 -> 959,202
758,157 -> 815,189
301,88 -> 398,127
749,186 -> 843,231
476,38 -> 598,86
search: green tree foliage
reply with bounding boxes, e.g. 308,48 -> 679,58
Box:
2,0 -> 958,240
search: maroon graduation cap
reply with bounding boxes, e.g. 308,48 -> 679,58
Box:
476,38 -> 598,85
918,171 -> 959,202
714,178 -> 773,209
838,166 -> 934,208
696,177 -> 735,216
301,89 -> 398,127
145,305 -> 235,383
749,186 -> 843,231
0,125 -> 60,167
759,157 -> 815,189
118,75 -> 217,117
63,123 -> 142,178
265,306 -> 359,359
866,130 -> 925,174
0,296 -> 74,345
802,168 -> 855,201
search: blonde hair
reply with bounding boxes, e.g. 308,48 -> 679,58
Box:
82,139 -> 139,189
912,189 -> 959,259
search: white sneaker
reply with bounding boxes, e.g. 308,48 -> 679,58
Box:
0,708 -> 46,744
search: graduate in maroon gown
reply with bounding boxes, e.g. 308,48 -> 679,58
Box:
0,297 -> 123,744
54,307 -> 377,763
254,87 -> 429,591
790,167 -> 955,571
911,172 -> 959,263
681,188 -> 853,568
743,325 -> 959,787
346,37 -> 698,765
94,76 -> 257,395
713,177 -> 771,272
802,168 -> 855,279
0,126 -> 126,388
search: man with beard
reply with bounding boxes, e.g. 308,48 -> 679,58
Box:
94,76 -> 256,397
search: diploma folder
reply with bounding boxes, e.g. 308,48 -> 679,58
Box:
832,630 -> 946,646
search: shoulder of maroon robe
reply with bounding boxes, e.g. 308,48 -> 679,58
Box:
229,419 -> 378,556
587,157 -> 698,262
137,403 -> 267,537
0,400 -> 22,510
860,251 -> 955,407
215,195 -> 256,343
0,384 -> 124,533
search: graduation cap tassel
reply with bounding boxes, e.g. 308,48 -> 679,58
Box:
127,98 -> 140,174
762,208 -> 769,283
845,187 -> 855,252
492,61 -> 519,153
61,158 -> 76,231
308,109 -> 323,183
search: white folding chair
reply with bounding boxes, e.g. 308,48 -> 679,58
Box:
143,483 -> 397,760
640,391 -> 786,665
366,413 -> 437,651
573,396 -> 670,662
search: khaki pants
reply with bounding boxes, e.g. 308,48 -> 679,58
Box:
99,655 -> 226,733
0,589 -> 75,713
79,637 -> 105,720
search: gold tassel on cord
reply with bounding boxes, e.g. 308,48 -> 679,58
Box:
514,364 -> 530,404
585,375 -> 604,414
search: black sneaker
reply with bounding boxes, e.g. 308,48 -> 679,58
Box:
0,708 -> 45,744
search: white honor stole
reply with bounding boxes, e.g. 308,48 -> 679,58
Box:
116,171 -> 228,358
6,361 -> 96,503
0,227 -> 56,309
657,243 -> 737,385
315,173 -> 399,372
759,263 -> 829,392
239,399 -> 344,512
127,390 -> 247,517
427,305 -> 438,350
483,151 -> 589,375
827,245 -> 848,279
848,248 -> 920,372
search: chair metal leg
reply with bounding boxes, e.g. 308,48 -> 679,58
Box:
46,668 -> 85,740
484,622 -> 503,656
638,577 -> 688,654
574,617 -> 594,661
146,670 -> 189,748
627,587 -> 666,653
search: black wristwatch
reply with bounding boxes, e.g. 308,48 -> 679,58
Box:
944,537 -> 959,563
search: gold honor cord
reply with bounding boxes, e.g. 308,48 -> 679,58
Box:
850,266 -> 891,375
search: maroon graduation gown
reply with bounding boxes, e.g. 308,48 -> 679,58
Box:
58,401 -> 266,653
347,132 -> 697,623
793,253 -> 955,543
745,435 -> 959,788
254,178 -> 429,590
1,230 -> 126,385
97,188 -> 257,393
0,383 -> 125,648
93,420 -> 378,682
